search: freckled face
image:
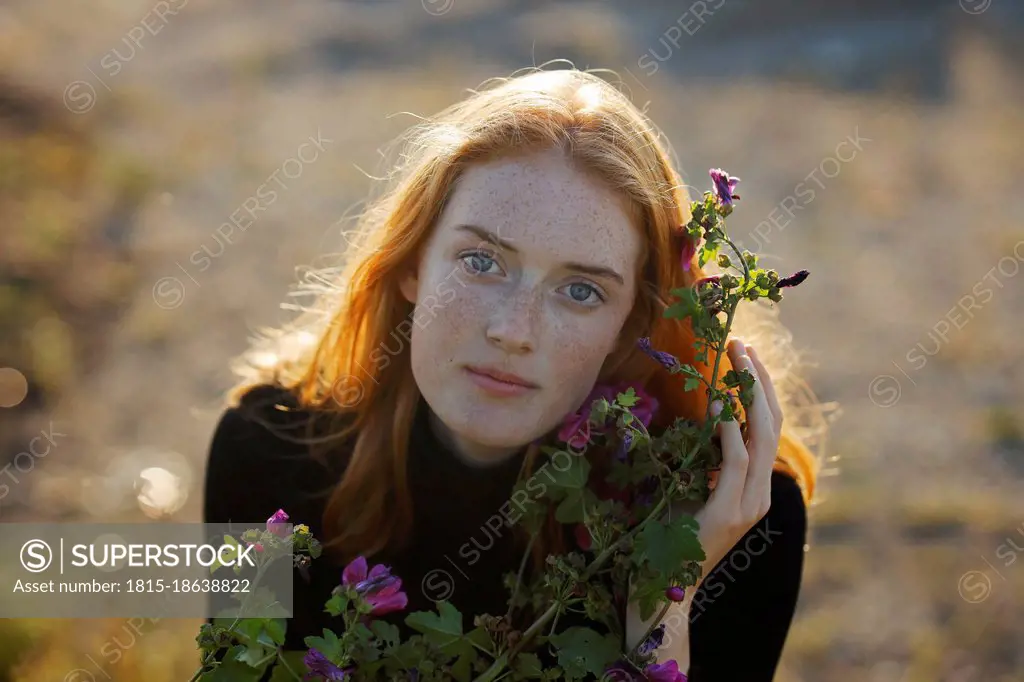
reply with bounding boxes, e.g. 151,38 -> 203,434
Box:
399,147 -> 642,464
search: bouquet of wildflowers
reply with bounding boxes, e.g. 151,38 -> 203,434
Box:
192,170 -> 809,682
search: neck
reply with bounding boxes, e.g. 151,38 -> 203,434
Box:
427,409 -> 525,468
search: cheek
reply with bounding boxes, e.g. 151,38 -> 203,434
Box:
542,314 -> 624,401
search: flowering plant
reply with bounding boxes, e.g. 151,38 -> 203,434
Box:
192,169 -> 808,682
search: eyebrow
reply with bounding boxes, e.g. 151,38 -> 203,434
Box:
454,223 -> 626,285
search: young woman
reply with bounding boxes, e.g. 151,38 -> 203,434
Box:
203,68 -> 822,681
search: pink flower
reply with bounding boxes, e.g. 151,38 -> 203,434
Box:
341,555 -> 408,617
574,524 -> 593,551
266,509 -> 290,537
624,383 -> 659,429
246,541 -> 265,553
559,382 -> 659,451
557,383 -> 616,449
645,659 -> 687,682
679,233 -> 697,272
558,411 -> 592,450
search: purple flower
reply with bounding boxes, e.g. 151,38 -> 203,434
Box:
341,556 -> 408,616
557,383 -> 618,449
638,623 -> 666,656
709,168 -> 740,208
266,509 -> 290,537
303,648 -> 348,681
645,659 -> 687,682
777,269 -> 809,288
558,409 -> 593,450
637,337 -> 679,372
635,476 -> 659,507
615,430 -> 634,463
665,586 -> 686,602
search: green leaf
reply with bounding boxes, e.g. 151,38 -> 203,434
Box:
236,643 -> 271,668
665,287 -> 702,322
324,592 -> 347,617
635,515 -> 705,574
554,490 -> 586,524
268,651 -> 309,682
264,619 -> 286,646
405,603 -> 480,681
303,628 -> 343,661
464,626 -> 493,653
630,573 -> 672,622
549,627 -> 620,679
204,645 -> 266,682
371,620 -> 401,650
513,652 -> 545,678
405,600 -> 464,647
615,386 -> 639,408
212,535 -> 240,573
683,377 -> 701,393
546,454 -> 590,491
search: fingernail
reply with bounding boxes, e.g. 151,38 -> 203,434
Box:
710,400 -> 723,416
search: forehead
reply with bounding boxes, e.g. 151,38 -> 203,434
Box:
439,149 -> 642,269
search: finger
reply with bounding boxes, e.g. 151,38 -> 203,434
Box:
706,407 -> 748,511
746,344 -> 782,436
728,342 -> 776,517
728,341 -> 773,449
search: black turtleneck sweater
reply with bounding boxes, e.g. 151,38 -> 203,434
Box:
202,384 -> 807,681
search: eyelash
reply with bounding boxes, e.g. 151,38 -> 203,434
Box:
456,250 -> 607,306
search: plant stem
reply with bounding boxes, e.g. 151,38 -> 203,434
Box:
505,530 -> 538,622
276,649 -> 305,681
188,556 -> 276,681
472,494 -> 673,681
627,601 -> 672,660
547,603 -> 563,639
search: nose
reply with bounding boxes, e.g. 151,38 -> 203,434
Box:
486,286 -> 540,354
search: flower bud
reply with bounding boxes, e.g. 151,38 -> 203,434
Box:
665,586 -> 686,602
777,269 -> 810,288
717,253 -> 732,268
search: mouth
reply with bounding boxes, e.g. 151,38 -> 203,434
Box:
464,365 -> 540,391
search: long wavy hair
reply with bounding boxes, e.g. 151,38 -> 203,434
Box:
225,67 -> 832,569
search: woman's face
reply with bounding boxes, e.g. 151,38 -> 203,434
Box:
399,147 -> 642,464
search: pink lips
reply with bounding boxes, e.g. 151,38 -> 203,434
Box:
463,365 -> 539,398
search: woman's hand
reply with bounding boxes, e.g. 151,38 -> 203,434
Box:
623,338 -> 783,670
692,338 -> 783,584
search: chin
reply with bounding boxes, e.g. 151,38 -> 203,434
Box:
449,406 -> 541,449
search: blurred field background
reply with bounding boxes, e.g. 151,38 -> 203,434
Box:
2,0 -> 1023,680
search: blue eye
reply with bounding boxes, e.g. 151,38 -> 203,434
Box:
459,251 -> 500,275
565,282 -> 604,305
